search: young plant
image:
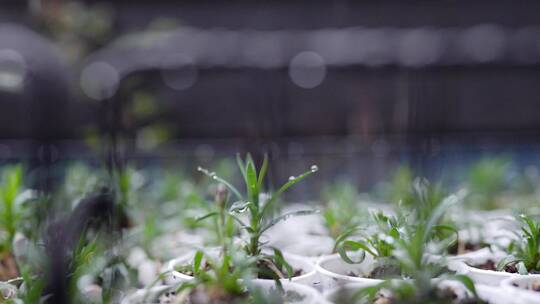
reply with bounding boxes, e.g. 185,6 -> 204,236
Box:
197,153 -> 318,280
174,249 -> 254,303
336,211 -> 403,278
195,183 -> 236,252
349,274 -> 482,304
389,165 -> 414,205
336,179 -> 458,263
321,181 -> 364,242
343,197 -> 482,303
406,178 -> 448,223
497,214 -> 540,274
336,182 -> 460,280
465,156 -> 510,210
169,247 -> 302,304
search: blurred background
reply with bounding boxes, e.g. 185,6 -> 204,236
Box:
2,0 -> 540,198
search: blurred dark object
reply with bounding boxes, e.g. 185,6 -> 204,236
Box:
43,188 -> 127,304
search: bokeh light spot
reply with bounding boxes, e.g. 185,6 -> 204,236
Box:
289,51 -> 327,89
80,61 -> 119,100
0,49 -> 27,93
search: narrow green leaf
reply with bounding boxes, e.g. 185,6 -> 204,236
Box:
236,153 -> 247,182
451,275 -> 478,299
261,168 -> 317,218
228,214 -> 252,232
225,216 -> 235,238
344,240 -> 377,257
257,154 -> 269,189
195,212 -> 219,223
496,255 -> 521,271
198,166 -> 243,200
337,243 -> 366,264
333,227 -> 363,252
273,248 -> 293,279
246,166 -> 258,202
193,251 -> 204,275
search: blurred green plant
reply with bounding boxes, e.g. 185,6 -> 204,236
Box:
497,214 -> 540,274
175,249 -> 253,303
336,180 -> 460,279
0,166 -> 25,252
321,181 -> 364,244
464,156 -> 510,210
343,194 -> 480,303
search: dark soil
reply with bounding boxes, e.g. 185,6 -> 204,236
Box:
175,262 -> 212,276
177,259 -> 303,280
157,287 -> 249,304
512,281 -> 540,292
187,286 -> 248,304
448,241 -> 486,255
346,261 -> 401,279
256,259 -> 302,280
370,287 -> 489,304
368,264 -> 401,279
469,259 -> 517,273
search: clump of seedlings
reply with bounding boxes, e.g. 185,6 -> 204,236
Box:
336,179 -> 462,279
493,214 -> 540,274
334,192 -> 483,303
335,211 -> 403,279
162,248 -> 306,304
172,249 -> 254,303
396,178 -> 483,256
196,154 -> 319,280
346,274 -> 483,304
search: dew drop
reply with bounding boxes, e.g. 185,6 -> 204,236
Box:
288,176 -> 295,181
310,165 -> 319,172
197,166 -> 203,171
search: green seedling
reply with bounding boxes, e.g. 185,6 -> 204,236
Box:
337,180 -> 459,265
175,249 -> 254,303
350,275 -> 482,304
344,195 -> 481,303
497,214 -> 540,274
465,157 -> 510,210
197,153 -> 318,280
389,165 -> 414,205
336,211 -> 401,272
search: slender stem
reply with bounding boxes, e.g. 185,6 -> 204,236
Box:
219,208 -> 226,252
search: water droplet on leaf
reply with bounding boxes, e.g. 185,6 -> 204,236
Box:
310,165 -> 319,172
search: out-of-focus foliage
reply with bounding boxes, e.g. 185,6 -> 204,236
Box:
321,181 -> 364,241
463,156 -> 510,209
